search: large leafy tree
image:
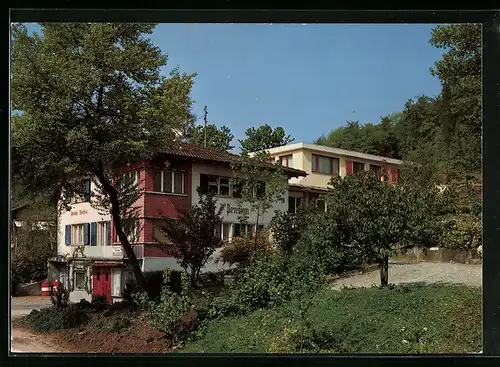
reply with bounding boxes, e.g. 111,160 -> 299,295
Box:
323,171 -> 441,286
11,23 -> 196,292
239,124 -> 294,155
188,124 -> 234,151
429,23 -> 482,178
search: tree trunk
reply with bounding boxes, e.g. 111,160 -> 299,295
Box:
379,254 -> 389,287
94,163 -> 147,294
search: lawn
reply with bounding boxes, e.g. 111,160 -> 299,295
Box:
179,283 -> 482,354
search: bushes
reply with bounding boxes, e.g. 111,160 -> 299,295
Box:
218,230 -> 273,268
123,270 -> 184,303
441,215 -> 482,250
143,268 -> 191,338
210,252 -> 326,318
26,304 -> 89,332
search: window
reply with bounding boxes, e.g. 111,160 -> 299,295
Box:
370,164 -> 382,180
312,154 -> 339,175
200,174 -> 232,197
309,193 -> 327,213
232,223 -> 255,238
74,271 -> 86,290
353,162 -> 365,174
288,196 -> 303,214
152,219 -> 172,244
153,170 -> 185,194
66,179 -> 91,204
96,222 -> 107,246
71,224 -> 86,245
111,268 -> 122,297
123,219 -> 140,243
121,170 -> 140,186
280,155 -> 293,168
215,223 -> 231,242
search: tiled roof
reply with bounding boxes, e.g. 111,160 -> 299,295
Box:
156,142 -> 307,177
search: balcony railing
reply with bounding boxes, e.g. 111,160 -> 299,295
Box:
122,244 -> 144,260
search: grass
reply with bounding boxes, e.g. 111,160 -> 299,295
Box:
179,283 -> 482,354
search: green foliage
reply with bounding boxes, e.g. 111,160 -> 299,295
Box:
12,225 -> 56,284
218,229 -> 273,268
269,204 -> 317,257
324,171 -> 442,284
110,315 -> 132,332
26,304 -> 90,332
11,23 -> 198,292
91,295 -> 109,311
441,215 -> 482,250
188,124 -> 234,152
230,152 -> 289,228
181,284 -> 482,354
210,252 -> 326,318
50,283 -> 70,311
239,124 -> 294,155
145,268 -> 191,337
315,116 -> 402,159
156,190 -> 224,286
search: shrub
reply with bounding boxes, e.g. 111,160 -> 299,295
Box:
62,304 -> 90,329
122,269 -> 183,303
27,307 -> 64,332
441,214 -> 482,250
91,295 -> 109,311
50,283 -> 69,310
145,268 -> 191,338
110,315 -> 132,332
218,230 -> 273,268
210,252 -> 326,318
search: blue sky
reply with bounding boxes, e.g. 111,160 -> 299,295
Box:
25,23 -> 445,150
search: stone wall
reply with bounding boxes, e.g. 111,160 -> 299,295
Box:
15,281 -> 42,296
393,247 -> 482,264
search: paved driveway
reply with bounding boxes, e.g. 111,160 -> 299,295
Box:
331,261 -> 482,289
11,296 -> 52,320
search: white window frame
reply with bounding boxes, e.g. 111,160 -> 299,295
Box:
207,176 -> 231,197
96,221 -> 107,246
74,271 -> 86,291
231,223 -> 256,239
71,224 -> 85,245
215,222 -> 231,242
121,170 -> 140,186
111,268 -> 122,297
156,170 -> 185,194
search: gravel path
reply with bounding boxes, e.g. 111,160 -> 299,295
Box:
11,296 -> 52,320
11,327 -> 71,353
331,261 -> 482,290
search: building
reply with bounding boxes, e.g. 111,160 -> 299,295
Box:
48,142 -> 306,304
256,142 -> 404,213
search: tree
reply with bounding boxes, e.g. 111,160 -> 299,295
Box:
188,124 -> 234,151
324,171 -> 441,286
155,189 -> 224,286
11,23 -> 196,293
429,24 -> 481,177
230,152 -> 289,246
239,124 -> 294,154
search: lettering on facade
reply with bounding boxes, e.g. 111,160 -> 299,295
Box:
70,210 -> 88,216
226,204 -> 249,216
112,246 -> 123,257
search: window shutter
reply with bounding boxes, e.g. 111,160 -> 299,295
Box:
345,160 -> 353,175
391,167 -> 399,184
84,180 -> 91,201
106,221 -> 111,246
90,222 -> 97,246
64,189 -> 72,205
199,174 -> 209,194
83,223 -> 90,245
65,225 -> 71,245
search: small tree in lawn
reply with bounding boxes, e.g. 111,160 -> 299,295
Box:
154,188 -> 224,287
325,170 -> 441,286
230,151 -> 289,248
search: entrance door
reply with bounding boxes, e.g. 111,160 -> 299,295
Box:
92,267 -> 112,304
